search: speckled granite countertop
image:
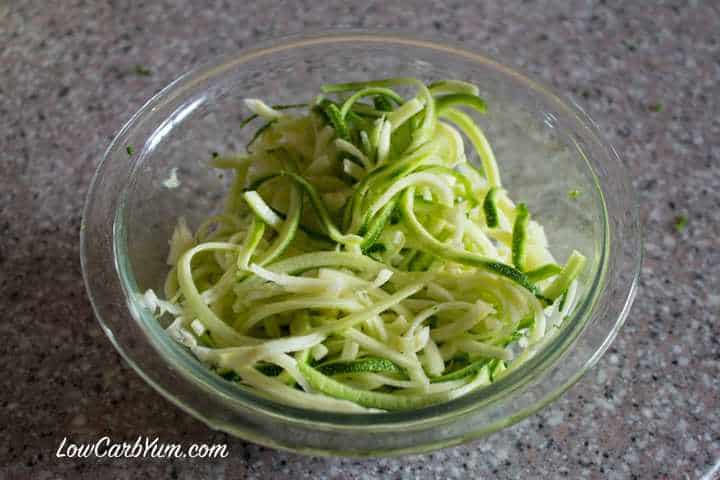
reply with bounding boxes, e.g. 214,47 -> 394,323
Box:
2,1 -> 719,478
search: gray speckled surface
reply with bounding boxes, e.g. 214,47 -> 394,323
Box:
1,1 -> 719,478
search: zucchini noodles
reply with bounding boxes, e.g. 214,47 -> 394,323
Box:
143,78 -> 586,412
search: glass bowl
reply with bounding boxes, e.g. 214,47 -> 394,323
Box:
81,31 -> 641,456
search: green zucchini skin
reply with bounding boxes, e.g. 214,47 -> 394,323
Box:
316,357 -> 405,376
511,203 -> 530,271
483,188 -> 500,228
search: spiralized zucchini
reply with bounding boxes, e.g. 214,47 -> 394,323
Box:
144,78 -> 586,412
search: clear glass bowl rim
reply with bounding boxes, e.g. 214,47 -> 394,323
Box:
81,30 -> 642,455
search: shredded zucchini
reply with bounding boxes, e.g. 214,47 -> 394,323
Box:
145,78 -> 586,412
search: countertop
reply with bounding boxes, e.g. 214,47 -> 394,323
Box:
1,1 -> 718,478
